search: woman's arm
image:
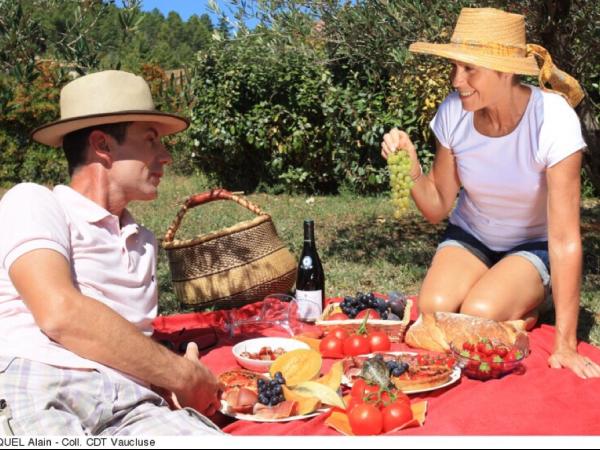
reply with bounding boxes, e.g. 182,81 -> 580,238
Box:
381,129 -> 460,223
546,150 -> 600,378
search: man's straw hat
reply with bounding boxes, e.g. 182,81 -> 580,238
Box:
408,8 -> 584,107
31,70 -> 189,147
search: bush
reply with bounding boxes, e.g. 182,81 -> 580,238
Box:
0,63 -> 68,187
185,23 -> 451,194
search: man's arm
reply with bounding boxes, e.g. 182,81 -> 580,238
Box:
9,248 -> 222,413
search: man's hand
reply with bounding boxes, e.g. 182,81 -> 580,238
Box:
171,343 -> 222,416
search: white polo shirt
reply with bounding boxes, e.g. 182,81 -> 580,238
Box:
0,183 -> 158,370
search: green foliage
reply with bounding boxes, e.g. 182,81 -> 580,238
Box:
0,0 -> 212,187
186,34 -> 409,193
184,1 -> 456,193
0,64 -> 68,186
1,0 -> 598,194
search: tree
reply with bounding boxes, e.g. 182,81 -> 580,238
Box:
233,0 -> 600,191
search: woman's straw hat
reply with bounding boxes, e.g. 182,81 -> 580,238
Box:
409,8 -> 539,75
31,70 -> 189,147
409,8 -> 584,107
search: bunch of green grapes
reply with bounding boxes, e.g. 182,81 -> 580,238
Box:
387,150 -> 413,219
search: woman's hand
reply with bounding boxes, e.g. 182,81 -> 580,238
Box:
381,128 -> 421,179
548,347 -> 600,379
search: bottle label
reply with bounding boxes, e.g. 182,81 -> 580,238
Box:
295,290 -> 323,322
300,256 -> 313,269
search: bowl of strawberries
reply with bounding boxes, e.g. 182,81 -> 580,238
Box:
449,338 -> 529,381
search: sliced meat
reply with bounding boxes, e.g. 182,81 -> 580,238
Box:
222,387 -> 258,414
253,400 -> 297,419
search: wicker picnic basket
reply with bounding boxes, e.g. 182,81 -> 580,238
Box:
162,189 -> 297,309
315,298 -> 413,343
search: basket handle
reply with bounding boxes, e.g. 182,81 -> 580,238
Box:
163,188 -> 267,243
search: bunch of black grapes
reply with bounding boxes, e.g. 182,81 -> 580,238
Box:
339,291 -> 408,320
257,371 -> 286,406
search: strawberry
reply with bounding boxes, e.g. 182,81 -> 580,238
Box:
495,345 -> 509,358
490,355 -> 504,377
476,342 -> 488,354
462,341 -> 474,351
506,349 -> 524,362
483,343 -> 495,356
478,361 -> 492,379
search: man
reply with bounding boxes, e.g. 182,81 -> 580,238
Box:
0,70 -> 223,435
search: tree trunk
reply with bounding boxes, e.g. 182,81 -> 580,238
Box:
538,0 -> 600,193
577,98 -> 600,191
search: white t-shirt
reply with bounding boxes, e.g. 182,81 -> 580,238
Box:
430,86 -> 586,251
0,183 -> 158,372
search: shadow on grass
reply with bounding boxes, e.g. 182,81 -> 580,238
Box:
323,214 -> 446,266
539,307 -> 597,344
582,201 -> 600,276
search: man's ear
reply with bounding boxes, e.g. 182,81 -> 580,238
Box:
88,130 -> 112,165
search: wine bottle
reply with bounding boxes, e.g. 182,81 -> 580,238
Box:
295,219 -> 325,322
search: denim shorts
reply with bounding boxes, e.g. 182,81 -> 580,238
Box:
437,223 -> 552,309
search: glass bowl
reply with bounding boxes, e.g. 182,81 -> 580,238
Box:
449,340 -> 529,381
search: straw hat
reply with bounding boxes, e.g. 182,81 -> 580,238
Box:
409,8 -> 584,107
31,70 -> 189,147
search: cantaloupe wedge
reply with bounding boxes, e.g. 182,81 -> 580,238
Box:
282,385 -> 321,415
270,349 -> 322,386
316,361 -> 343,391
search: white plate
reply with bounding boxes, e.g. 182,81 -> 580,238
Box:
219,400 -> 329,423
401,366 -> 461,394
342,351 -> 461,394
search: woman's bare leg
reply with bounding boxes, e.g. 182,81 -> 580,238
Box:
460,255 -> 545,327
418,246 -> 489,313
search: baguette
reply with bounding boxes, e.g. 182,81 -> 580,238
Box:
405,312 -> 528,352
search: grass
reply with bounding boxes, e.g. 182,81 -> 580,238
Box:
1,173 -> 599,346
125,172 -> 600,348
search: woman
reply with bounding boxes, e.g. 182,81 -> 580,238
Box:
381,8 -> 599,378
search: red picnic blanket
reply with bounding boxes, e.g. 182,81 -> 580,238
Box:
152,300 -> 600,435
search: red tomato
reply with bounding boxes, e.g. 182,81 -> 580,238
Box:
346,395 -> 363,413
381,400 -> 413,433
393,391 -> 411,407
356,308 -> 381,319
350,378 -> 367,399
350,379 -> 379,400
329,327 -> 350,341
368,331 -> 391,352
343,334 -> 371,356
319,335 -> 344,358
348,403 -> 383,435
378,390 -> 393,407
328,312 -> 350,321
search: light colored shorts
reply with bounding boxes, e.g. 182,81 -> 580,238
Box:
0,356 -> 223,436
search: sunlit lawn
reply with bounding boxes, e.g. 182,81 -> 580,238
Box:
1,173 -> 597,345
126,171 -> 600,347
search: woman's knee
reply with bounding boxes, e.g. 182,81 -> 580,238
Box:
459,297 -> 502,320
418,292 -> 461,314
